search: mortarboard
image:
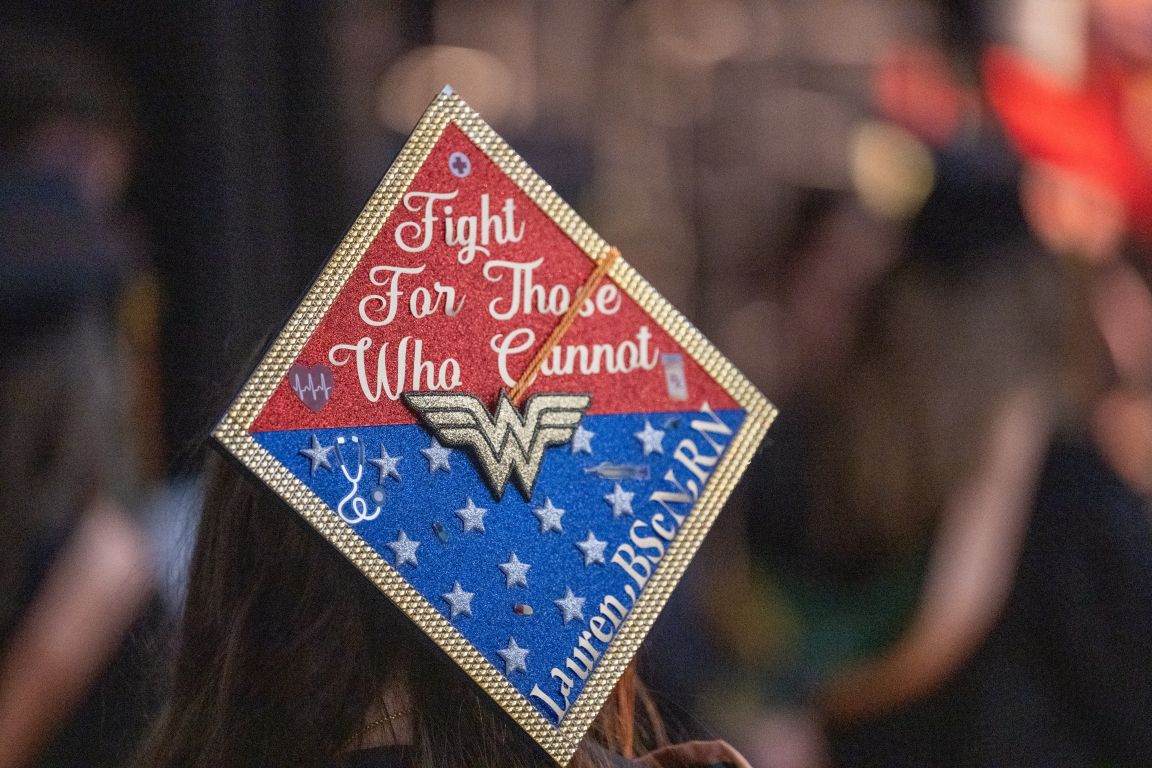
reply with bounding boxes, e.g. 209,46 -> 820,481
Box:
213,88 -> 775,766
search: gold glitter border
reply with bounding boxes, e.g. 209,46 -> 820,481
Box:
213,88 -> 776,766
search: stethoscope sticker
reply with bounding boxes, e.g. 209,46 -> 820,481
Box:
335,435 -> 383,524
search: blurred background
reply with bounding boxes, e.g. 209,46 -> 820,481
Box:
2,0 -> 1151,766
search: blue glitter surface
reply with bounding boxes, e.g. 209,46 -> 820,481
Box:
254,407 -> 745,723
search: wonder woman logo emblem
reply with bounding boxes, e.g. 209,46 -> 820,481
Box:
402,391 -> 591,500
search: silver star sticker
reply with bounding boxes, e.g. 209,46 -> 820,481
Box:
554,586 -> 586,624
570,423 -> 595,454
442,580 -> 474,619
497,637 -> 529,674
455,497 -> 487,533
533,498 -> 565,533
575,531 -> 608,566
498,552 -> 531,588
634,420 -> 666,455
387,530 -> 420,567
604,483 -> 635,518
421,437 -> 452,473
369,445 -> 402,482
299,434 -> 334,475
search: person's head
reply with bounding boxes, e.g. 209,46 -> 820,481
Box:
0,19 -> 136,214
139,453 -> 665,768
797,140 -> 1107,572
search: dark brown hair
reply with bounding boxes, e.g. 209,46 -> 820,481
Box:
138,452 -> 666,768
0,310 -> 136,639
806,244 -> 1079,569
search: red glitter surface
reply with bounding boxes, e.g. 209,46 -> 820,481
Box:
252,125 -> 736,433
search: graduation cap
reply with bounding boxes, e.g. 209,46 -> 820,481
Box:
213,88 -> 775,765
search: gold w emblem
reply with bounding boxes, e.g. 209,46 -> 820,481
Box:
402,391 -> 591,500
